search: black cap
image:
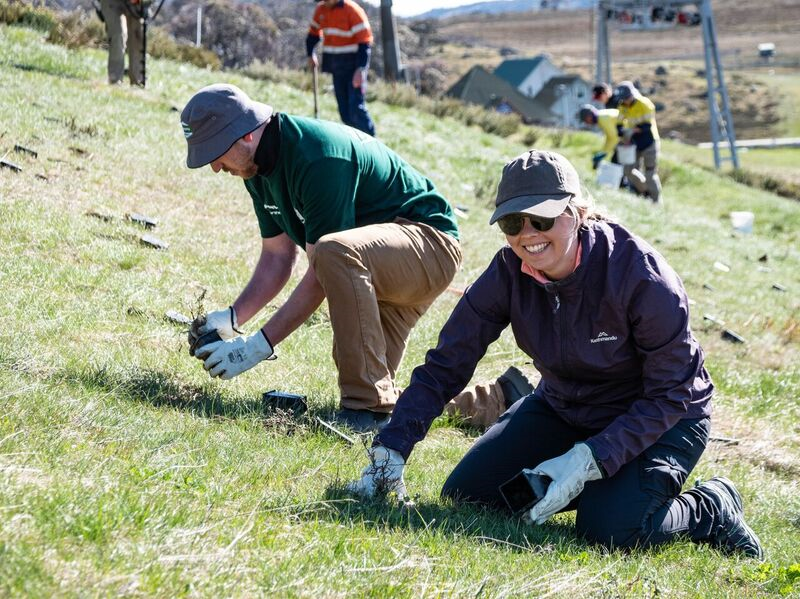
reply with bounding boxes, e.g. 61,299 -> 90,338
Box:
489,150 -> 581,224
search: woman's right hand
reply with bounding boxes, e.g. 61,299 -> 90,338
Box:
346,446 -> 407,499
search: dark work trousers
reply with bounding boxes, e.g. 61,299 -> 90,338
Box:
442,394 -> 721,551
331,69 -> 376,136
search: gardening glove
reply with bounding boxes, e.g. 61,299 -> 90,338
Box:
196,330 -> 274,380
527,443 -> 603,525
592,152 -> 607,170
188,306 -> 241,355
199,306 -> 241,338
346,445 -> 408,499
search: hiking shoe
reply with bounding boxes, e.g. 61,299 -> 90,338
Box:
695,476 -> 764,559
498,366 -> 534,409
329,408 -> 391,434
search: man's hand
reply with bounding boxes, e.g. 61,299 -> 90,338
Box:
346,446 -> 407,499
189,306 -> 241,351
195,330 -> 274,380
196,306 -> 241,338
527,443 -> 603,525
352,68 -> 364,89
308,55 -> 318,70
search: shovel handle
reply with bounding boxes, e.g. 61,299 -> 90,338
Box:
312,64 -> 320,119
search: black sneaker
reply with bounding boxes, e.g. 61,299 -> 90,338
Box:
696,476 -> 764,559
497,366 -> 534,409
329,408 -> 391,434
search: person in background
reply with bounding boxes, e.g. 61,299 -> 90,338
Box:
592,82 -> 619,109
616,81 -> 662,203
348,150 -> 763,560
99,0 -> 144,86
179,83 -> 531,433
578,104 -> 620,171
306,0 -> 375,136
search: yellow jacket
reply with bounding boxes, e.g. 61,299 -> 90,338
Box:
597,109 -> 620,156
618,96 -> 660,144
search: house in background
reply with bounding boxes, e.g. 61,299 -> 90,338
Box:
446,65 -> 557,125
493,55 -> 563,99
445,55 -> 591,129
534,75 -> 591,128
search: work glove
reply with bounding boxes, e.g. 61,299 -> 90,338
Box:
195,330 -> 274,380
592,152 -> 607,170
188,306 -> 241,356
346,445 -> 408,499
527,443 -> 603,525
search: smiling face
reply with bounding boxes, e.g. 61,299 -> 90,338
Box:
505,209 -> 580,280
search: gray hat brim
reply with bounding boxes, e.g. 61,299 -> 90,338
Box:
489,194 -> 571,224
186,101 -> 273,169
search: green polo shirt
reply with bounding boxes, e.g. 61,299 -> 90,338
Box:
244,114 -> 459,246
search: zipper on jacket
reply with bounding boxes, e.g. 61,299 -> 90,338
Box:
545,282 -> 566,369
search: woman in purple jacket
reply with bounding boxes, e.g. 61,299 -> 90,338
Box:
348,149 -> 763,558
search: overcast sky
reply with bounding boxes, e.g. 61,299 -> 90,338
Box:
365,0 -> 498,18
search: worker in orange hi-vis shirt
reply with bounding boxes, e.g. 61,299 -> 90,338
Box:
306,0 -> 376,136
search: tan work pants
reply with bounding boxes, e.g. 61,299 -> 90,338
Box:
100,0 -> 144,85
310,220 -> 462,413
624,140 -> 661,202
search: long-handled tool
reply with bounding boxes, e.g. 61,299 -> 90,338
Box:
312,63 -> 320,119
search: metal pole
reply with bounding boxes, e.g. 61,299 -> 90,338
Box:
699,0 -> 738,169
595,1 -> 611,84
195,5 -> 202,47
380,0 -> 401,81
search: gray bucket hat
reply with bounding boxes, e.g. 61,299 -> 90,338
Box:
180,83 -> 273,169
489,150 -> 581,224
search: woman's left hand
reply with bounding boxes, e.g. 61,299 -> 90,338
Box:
527,443 -> 603,524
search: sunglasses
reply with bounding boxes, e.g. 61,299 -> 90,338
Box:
497,213 -> 557,236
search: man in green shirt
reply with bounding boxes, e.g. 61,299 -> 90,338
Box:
179,83 -> 464,432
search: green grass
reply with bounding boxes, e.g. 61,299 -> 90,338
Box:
2,23 -> 800,597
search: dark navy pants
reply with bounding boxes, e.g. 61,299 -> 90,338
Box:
442,394 -> 720,550
331,69 -> 375,136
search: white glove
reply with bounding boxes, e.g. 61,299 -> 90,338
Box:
198,306 -> 242,340
196,330 -> 274,380
346,446 -> 408,499
527,443 -> 603,525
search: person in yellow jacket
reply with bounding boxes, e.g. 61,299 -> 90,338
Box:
579,104 -> 620,170
616,81 -> 661,203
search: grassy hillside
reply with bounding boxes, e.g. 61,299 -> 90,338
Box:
2,23 -> 800,597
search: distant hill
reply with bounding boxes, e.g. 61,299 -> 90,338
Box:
412,0 -> 593,21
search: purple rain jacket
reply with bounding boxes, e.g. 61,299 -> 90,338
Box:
376,219 -> 713,477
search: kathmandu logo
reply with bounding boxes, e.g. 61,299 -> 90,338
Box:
181,121 -> 193,139
590,331 -> 618,344
263,203 -> 280,216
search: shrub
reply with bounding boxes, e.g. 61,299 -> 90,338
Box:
0,0 -> 57,31
521,127 -> 540,147
148,27 -> 221,70
47,10 -> 105,48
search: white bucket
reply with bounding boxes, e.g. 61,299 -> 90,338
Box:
617,144 -> 637,165
730,211 -> 754,234
596,161 -> 624,188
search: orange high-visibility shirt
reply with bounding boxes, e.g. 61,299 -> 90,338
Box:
309,0 -> 373,56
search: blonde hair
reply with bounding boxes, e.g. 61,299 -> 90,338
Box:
567,189 -> 612,228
